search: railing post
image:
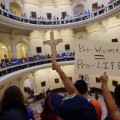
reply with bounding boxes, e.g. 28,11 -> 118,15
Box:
105,6 -> 108,12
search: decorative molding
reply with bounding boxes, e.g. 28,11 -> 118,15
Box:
0,2 -> 120,30
100,21 -> 107,32
31,71 -> 35,77
0,33 -> 11,38
0,85 -> 4,90
75,31 -> 87,40
17,76 -> 22,81
0,61 -> 74,84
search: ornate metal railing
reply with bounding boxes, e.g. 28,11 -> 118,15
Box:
0,0 -> 120,29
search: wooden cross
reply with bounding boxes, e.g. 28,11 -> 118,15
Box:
43,31 -> 63,63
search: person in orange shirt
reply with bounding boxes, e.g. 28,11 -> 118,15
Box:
89,99 -> 102,120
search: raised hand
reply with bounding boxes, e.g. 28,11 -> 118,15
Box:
52,63 -> 62,73
100,72 -> 108,86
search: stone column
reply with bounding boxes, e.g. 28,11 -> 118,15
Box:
0,85 -> 4,101
9,35 -> 18,58
31,71 -> 37,95
27,37 -> 31,57
22,1 -> 26,14
9,36 -> 14,58
17,77 -> 24,94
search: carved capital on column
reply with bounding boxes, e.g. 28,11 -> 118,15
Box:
17,76 -> 22,82
116,14 -> 120,19
69,0 -> 73,6
22,0 -> 26,5
39,1 -> 43,7
31,71 -> 36,77
9,36 -> 14,41
100,21 -> 107,32
53,3 -> 57,8
26,36 -> 30,41
75,34 -> 84,40
10,29 -> 16,36
9,82 -> 12,86
0,85 -> 4,90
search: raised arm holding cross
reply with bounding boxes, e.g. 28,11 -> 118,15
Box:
43,31 -> 63,63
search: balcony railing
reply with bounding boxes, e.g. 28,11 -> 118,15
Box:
0,56 -> 75,79
0,0 -> 120,29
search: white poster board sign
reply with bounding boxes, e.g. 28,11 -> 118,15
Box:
75,40 -> 120,76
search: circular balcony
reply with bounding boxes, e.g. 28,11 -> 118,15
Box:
0,0 -> 120,30
0,56 -> 75,83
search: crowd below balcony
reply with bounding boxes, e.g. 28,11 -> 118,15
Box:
0,0 -> 120,25
0,52 -> 75,69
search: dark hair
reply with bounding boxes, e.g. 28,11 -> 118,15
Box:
74,80 -> 88,94
114,84 -> 120,108
41,95 -> 58,120
1,86 -> 24,110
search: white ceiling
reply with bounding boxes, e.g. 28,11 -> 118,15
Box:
23,0 -> 81,5
24,0 -> 71,2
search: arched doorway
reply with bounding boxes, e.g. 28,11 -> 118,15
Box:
23,79 -> 35,91
9,2 -> 22,16
23,79 -> 35,102
0,42 -> 9,60
74,4 -> 84,15
16,42 -> 28,58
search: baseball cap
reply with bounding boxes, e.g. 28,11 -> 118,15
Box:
42,93 -> 97,120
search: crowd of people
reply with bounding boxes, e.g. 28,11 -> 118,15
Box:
0,52 -> 75,69
0,0 -> 120,25
0,63 -> 120,120
1,0 -> 120,120
1,3 -> 17,15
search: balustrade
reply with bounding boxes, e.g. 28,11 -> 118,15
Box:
0,0 -> 119,27
0,56 -> 75,77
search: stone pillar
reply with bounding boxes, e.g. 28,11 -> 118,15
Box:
22,1 -> 26,15
31,71 -> 37,95
9,36 -> 17,58
27,37 -> 31,57
0,85 -> 4,101
9,36 -> 14,58
17,77 -> 24,93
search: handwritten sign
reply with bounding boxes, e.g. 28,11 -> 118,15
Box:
75,40 -> 120,76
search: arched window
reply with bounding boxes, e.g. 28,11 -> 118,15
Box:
23,79 -> 34,91
9,2 -> 22,16
74,4 -> 84,15
16,42 -> 28,58
23,79 -> 35,96
0,42 -> 9,60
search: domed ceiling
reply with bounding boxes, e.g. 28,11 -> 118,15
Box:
23,0 -> 77,3
23,0 -> 81,5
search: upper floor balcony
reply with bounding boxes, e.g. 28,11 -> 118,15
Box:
0,55 -> 75,83
0,0 -> 120,30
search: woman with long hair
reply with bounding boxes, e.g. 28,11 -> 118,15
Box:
1,85 -> 28,120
